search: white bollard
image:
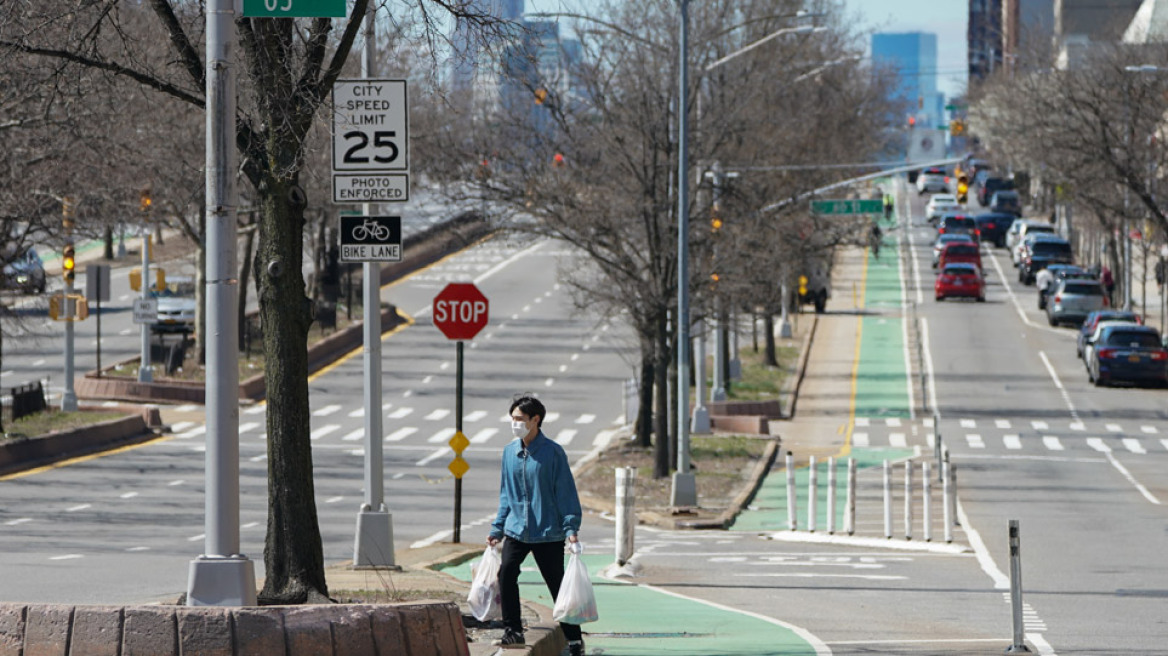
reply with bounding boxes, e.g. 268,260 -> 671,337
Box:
922,462 -> 932,542
615,467 -> 636,566
942,459 -> 953,543
845,458 -> 856,535
1007,520 -> 1028,653
882,460 -> 892,539
904,461 -> 913,541
950,463 -> 960,527
827,457 -> 837,535
786,451 -> 797,531
808,455 -> 817,532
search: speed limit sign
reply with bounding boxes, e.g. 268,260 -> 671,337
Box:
332,79 -> 408,172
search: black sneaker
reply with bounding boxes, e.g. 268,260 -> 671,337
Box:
568,640 -> 585,656
496,628 -> 525,647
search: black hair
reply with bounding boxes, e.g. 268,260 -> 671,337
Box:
509,395 -> 545,428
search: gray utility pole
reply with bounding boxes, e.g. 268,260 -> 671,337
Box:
353,8 -> 396,569
138,198 -> 153,383
671,0 -> 696,508
691,319 -> 709,432
61,198 -> 77,412
186,0 -> 255,606
709,162 -> 727,402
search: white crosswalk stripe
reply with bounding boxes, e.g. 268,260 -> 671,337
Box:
853,432 -> 869,447
967,434 -> 985,449
238,422 -> 261,434
960,419 -> 977,428
1141,425 -> 1158,434
544,412 -> 561,423
1069,421 -> 1086,431
889,433 -> 907,448
341,429 -> 364,442
1161,439 -> 1168,451
310,425 -> 340,440
1031,421 -> 1049,431
855,418 -> 870,427
1123,438 -> 1146,454
1003,435 -> 1022,450
925,433 -> 936,447
1105,423 -> 1123,433
424,409 -> 451,421
385,427 -> 417,442
885,418 -> 902,427
170,421 -> 196,433
428,427 -> 456,443
388,407 -> 413,419
1087,438 -> 1111,453
995,419 -> 1011,429
555,429 -> 578,445
465,410 -> 488,422
1042,436 -> 1064,451
313,405 -> 342,417
575,414 -> 596,424
470,428 -> 499,444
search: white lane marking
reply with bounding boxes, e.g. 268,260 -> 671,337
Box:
310,425 -> 340,441
402,390 -> 413,398
176,404 -> 200,412
385,427 -> 417,442
559,364 -> 568,372
1104,451 -> 1161,505
168,480 -> 184,486
1031,420 -> 1049,431
1026,632 -> 1057,656
1042,436 -> 1064,451
348,408 -> 364,418
923,417 -> 934,428
995,419 -> 1011,429
853,433 -> 870,447
576,414 -> 596,424
925,433 -> 935,448
170,421 -> 196,433
312,404 -> 342,417
1069,421 -> 1085,431
422,376 -> 434,384
957,499 -> 1010,589
67,504 -> 91,512
415,447 -> 448,466
855,417 -> 870,427
244,405 -> 266,415
1122,438 -> 1146,454
1086,438 -> 1111,453
119,328 -> 133,336
49,554 -> 84,561
967,434 -> 985,449
119,492 -> 139,499
424,409 -> 451,421
889,433 -> 907,448
427,427 -> 456,443
885,418 -> 902,427
440,362 -> 450,370
1141,425 -> 1158,434
465,410 -> 488,422
1003,435 -> 1022,450
325,496 -> 344,504
556,429 -> 578,445
571,353 -> 580,361
960,419 -> 977,429
388,407 -> 414,419
1161,439 -> 1168,451
4,518 -> 32,526
188,534 -> 204,542
177,426 -> 206,439
249,454 -> 267,462
238,422 -> 261,434
126,546 -> 150,552
341,429 -> 364,442
242,522 -> 259,529
734,572 -> 906,580
545,377 -> 555,387
921,317 -> 940,415
470,428 -> 498,444
1037,351 -> 1080,422
592,428 -> 618,449
545,412 -> 561,423
898,230 -> 916,420
1105,423 -> 1122,433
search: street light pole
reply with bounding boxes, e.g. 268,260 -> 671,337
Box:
672,0 -> 696,507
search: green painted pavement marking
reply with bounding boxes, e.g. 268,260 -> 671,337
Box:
442,553 -> 823,654
857,221 -> 912,419
731,448 -> 915,532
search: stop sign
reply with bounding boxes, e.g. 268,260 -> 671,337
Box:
433,283 -> 489,340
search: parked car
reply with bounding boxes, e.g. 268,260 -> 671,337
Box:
1078,310 -> 1143,359
974,212 -> 1016,248
935,263 -> 986,302
1010,221 -> 1056,266
932,233 -> 975,268
917,167 -> 950,194
1020,235 -> 1073,285
989,190 -> 1022,217
936,214 -> 979,239
925,193 -> 961,223
1,247 -> 46,294
1037,264 -> 1092,310
977,175 -> 1015,207
937,241 -> 983,271
151,276 -> 197,335
1085,323 -> 1168,387
1046,278 -> 1107,326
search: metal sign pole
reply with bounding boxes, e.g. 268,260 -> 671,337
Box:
453,340 -> 464,543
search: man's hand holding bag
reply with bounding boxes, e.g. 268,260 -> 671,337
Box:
468,544 -> 503,621
552,541 -> 598,624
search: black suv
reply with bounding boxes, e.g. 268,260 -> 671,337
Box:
978,176 -> 1015,207
1019,235 -> 1073,285
937,214 -> 979,240
974,213 -> 1016,248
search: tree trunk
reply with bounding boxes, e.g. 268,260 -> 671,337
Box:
764,312 -> 777,367
667,317 -> 677,472
653,309 -> 670,479
255,174 -> 329,605
195,205 -> 207,365
719,308 -> 732,395
636,343 -> 653,449
238,212 -> 257,347
104,225 -> 114,260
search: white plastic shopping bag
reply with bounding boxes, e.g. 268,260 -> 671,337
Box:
467,544 -> 503,621
552,543 -> 599,624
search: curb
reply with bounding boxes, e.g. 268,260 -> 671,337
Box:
0,411 -> 160,477
780,312 -> 818,420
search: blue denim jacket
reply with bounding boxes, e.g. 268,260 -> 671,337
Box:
489,432 -> 581,543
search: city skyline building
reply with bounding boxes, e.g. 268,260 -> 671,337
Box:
872,31 -> 945,129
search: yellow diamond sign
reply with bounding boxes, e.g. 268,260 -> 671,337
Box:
448,431 -> 470,454
448,455 -> 470,479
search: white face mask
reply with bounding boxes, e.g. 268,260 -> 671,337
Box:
512,420 -> 529,438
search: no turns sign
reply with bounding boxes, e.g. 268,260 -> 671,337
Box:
433,283 -> 489,341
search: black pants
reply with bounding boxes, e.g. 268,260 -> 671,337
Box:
498,537 -> 582,642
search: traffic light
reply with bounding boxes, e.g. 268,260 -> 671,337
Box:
956,175 -> 969,203
949,119 -> 966,137
140,188 -> 152,213
711,216 -> 723,232
534,88 -> 548,105
62,245 -> 75,286
553,152 -> 565,168
907,115 -> 916,128
798,275 -> 808,297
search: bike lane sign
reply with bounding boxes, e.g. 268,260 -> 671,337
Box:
339,215 -> 402,262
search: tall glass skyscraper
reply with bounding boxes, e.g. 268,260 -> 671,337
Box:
871,32 -> 945,128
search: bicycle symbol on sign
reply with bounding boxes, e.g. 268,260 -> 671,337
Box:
351,218 -> 392,242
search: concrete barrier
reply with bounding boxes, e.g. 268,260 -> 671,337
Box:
0,412 -> 156,476
0,602 -> 469,656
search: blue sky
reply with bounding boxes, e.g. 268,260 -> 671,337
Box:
524,0 -> 969,99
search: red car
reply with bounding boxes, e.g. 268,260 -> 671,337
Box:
936,263 -> 986,302
937,242 -> 983,271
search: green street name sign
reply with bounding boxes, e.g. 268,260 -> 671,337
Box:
810,199 -> 883,215
243,0 -> 345,18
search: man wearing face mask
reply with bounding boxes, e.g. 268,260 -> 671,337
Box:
487,395 -> 584,654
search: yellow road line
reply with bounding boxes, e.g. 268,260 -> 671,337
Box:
839,248 -> 870,459
0,435 -> 170,481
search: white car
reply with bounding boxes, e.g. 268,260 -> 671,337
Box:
925,193 -> 961,223
916,167 -> 949,194
152,276 -> 197,335
1010,221 -> 1056,267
